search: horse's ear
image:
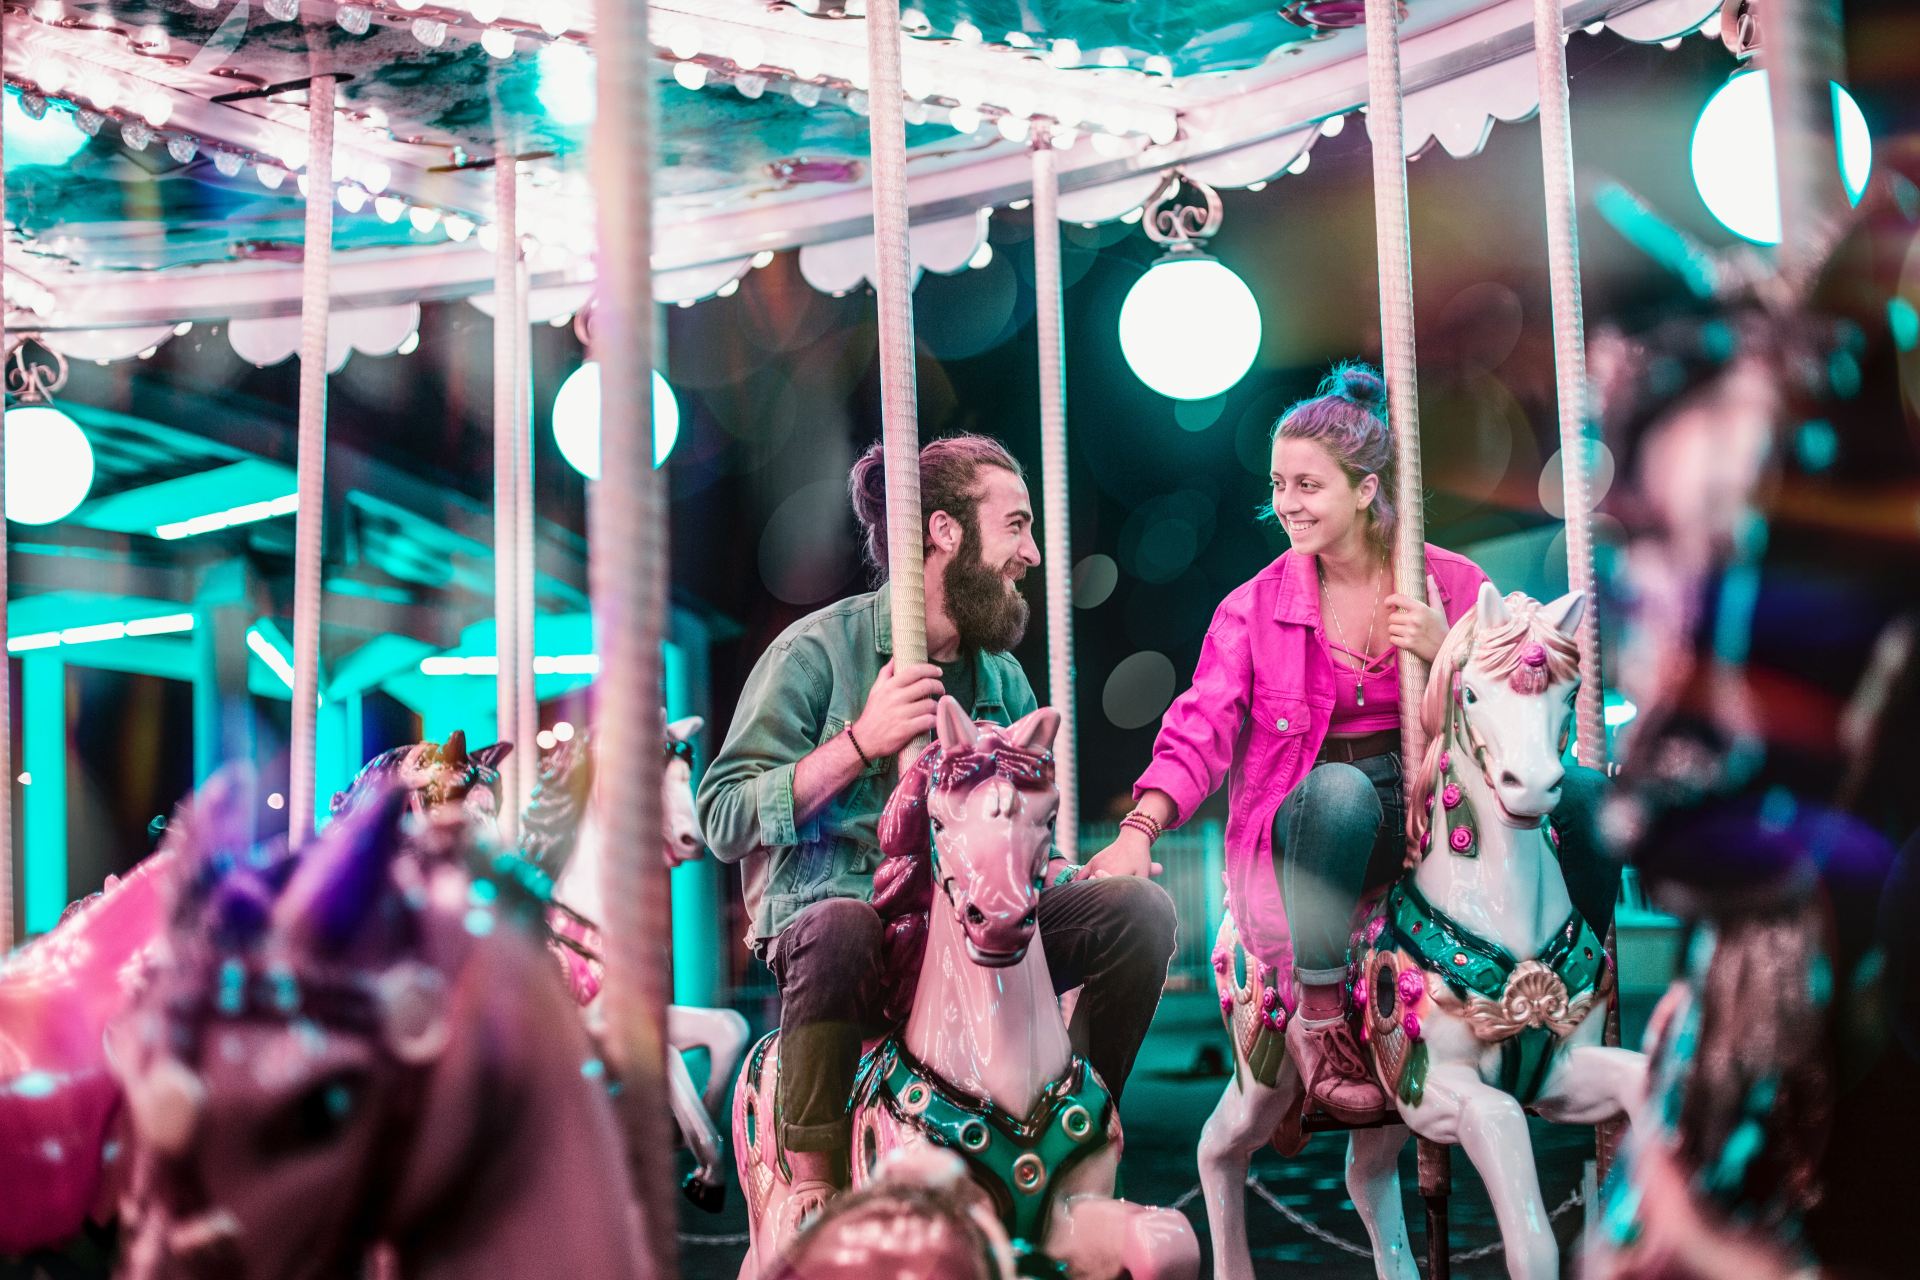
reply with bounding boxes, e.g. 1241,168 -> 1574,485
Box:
1538,591 -> 1586,641
666,716 -> 704,744
935,696 -> 978,753
441,730 -> 469,767
273,787 -> 408,954
472,741 -> 513,771
1472,580 -> 1509,632
1006,707 -> 1061,753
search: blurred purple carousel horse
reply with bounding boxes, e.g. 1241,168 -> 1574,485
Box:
108,773 -> 640,1280
0,732 -> 510,1257
733,698 -> 1199,1280
520,719 -> 752,1211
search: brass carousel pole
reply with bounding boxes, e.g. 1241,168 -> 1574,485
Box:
1031,133 -> 1077,854
287,73 -> 336,849
1363,2 -> 1450,1271
0,10 -> 12,948
866,0 -> 928,722
493,156 -> 524,841
1532,0 -> 1605,768
590,0 -> 676,1274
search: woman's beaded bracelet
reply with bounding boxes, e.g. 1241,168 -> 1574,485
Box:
1120,810 -> 1163,843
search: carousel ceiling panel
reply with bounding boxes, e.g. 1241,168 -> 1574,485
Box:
905,2 -> 1316,75
1,0 -> 1714,328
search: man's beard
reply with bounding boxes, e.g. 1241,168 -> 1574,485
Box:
943,528 -> 1030,653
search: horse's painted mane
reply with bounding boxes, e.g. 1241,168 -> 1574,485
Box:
1406,595 -> 1581,856
331,730 -> 510,818
522,732 -> 595,876
867,726 -> 1055,1025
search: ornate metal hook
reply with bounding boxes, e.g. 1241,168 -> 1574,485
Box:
5,336 -> 70,406
1142,173 -> 1224,252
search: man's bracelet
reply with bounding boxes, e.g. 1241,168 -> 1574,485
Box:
845,724 -> 873,768
1120,810 -> 1163,843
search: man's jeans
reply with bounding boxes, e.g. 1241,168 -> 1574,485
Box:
768,876 -> 1179,1154
1272,754 -> 1617,983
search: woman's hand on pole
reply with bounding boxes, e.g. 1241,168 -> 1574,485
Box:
1385,573 -> 1449,665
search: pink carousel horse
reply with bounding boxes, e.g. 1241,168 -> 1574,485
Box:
522,718 -> 753,1210
108,772 -> 642,1280
1197,586 -> 1646,1280
733,698 -> 1199,1280
0,732 -> 501,1256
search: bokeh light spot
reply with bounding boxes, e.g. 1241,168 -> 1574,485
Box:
1889,297 -> 1919,352
1537,440 -> 1616,519
1174,396 -> 1226,433
1119,491 -> 1217,584
1072,554 -> 1119,609
1103,651 -> 1177,730
758,478 -> 855,605
1794,419 -> 1838,472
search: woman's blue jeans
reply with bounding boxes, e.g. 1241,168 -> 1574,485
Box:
1271,754 -> 1615,983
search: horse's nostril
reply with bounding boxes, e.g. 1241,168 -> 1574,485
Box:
965,905 -> 987,926
1500,771 -> 1522,789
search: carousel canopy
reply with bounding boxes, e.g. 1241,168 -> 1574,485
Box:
2,0 -> 1720,337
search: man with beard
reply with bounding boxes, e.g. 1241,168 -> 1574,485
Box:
699,435 -> 1179,1244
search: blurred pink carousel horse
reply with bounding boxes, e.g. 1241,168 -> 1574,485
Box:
521,719 -> 752,1210
108,774 -> 641,1280
0,731 -> 509,1256
733,699 -> 1199,1280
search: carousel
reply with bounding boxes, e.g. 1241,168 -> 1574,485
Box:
1,2 -> 1910,1279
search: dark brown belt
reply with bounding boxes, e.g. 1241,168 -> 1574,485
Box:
1316,730 -> 1400,764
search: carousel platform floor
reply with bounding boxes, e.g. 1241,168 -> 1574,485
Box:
677,989 -> 1656,1279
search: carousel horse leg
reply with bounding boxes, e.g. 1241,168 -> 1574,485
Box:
1529,1044 -> 1645,1128
1401,1063 -> 1557,1280
667,1047 -> 728,1211
667,1003 -> 753,1114
1196,1061 -> 1301,1280
1345,1125 -> 1419,1280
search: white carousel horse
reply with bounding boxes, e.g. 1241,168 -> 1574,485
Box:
1198,585 -> 1645,1280
732,698 -> 1199,1280
528,718 -> 752,1210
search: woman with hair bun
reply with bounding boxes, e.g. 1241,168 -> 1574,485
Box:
1086,362 -> 1615,1121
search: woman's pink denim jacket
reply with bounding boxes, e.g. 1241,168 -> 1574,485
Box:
1133,545 -> 1489,971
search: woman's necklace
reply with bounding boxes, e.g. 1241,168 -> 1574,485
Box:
1319,558 -> 1386,706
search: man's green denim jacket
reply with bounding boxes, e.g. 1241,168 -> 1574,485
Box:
696,583 -> 1037,951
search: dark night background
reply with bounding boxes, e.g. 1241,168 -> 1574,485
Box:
42,5 -> 1920,911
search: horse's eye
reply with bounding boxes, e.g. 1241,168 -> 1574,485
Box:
1463,687 -> 1479,705
261,1072 -> 365,1157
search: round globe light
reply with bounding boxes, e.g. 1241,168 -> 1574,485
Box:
1690,69 -> 1871,246
5,404 -> 96,524
1118,254 -> 1262,401
552,363 -> 680,479
4,90 -> 88,166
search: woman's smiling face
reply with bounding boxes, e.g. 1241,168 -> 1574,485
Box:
1269,435 -> 1377,556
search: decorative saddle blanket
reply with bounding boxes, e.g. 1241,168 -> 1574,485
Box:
852,1038 -> 1113,1254
1361,879 -> 1612,1106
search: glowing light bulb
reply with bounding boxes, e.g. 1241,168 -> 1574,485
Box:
5,404 -> 96,525
1118,255 -> 1262,401
552,364 -> 681,476
1690,69 -> 1871,245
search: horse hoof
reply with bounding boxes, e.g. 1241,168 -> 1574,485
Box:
681,1173 -> 727,1214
